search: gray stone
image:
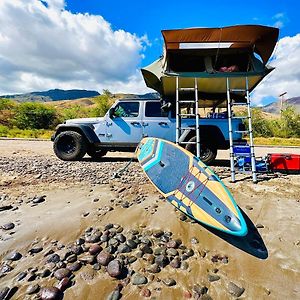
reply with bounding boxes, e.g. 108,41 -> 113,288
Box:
0,287 -> 10,299
79,254 -> 95,265
29,247 -> 43,254
256,223 -> 264,229
39,287 -> 62,300
208,274 -> 220,282
0,205 -> 13,212
1,222 -> 15,230
26,284 -> 40,295
5,251 -> 22,261
47,254 -> 60,263
106,288 -> 121,300
16,271 -> 27,281
132,273 -> 148,285
191,237 -> 199,244
67,261 -> 82,272
146,263 -> 161,273
53,268 -> 71,280
155,255 -> 169,267
228,282 -> 245,297
139,244 -> 153,254
97,252 -> 113,266
162,278 -> 176,286
88,244 -> 102,255
166,248 -> 178,256
107,260 -> 123,278
170,257 -> 181,268
117,244 -> 131,253
126,239 -> 137,249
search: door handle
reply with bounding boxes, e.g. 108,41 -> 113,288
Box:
131,121 -> 140,126
142,122 -> 149,126
159,122 -> 168,126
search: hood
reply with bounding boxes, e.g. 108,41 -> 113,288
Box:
65,117 -> 105,125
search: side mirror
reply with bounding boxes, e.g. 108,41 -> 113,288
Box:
109,107 -> 115,119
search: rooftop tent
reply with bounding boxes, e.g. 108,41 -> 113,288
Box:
141,25 -> 279,103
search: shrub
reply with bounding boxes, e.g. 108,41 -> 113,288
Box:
0,98 -> 16,110
14,102 -> 57,129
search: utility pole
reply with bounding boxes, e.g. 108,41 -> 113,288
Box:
279,92 -> 287,116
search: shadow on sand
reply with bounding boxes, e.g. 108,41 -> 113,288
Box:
82,156 -> 137,163
197,208 -> 268,259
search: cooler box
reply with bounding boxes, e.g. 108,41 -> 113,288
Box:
268,153 -> 300,174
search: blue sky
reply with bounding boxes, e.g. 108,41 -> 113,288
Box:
66,0 -> 299,66
0,0 -> 299,105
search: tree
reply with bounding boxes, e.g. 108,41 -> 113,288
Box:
93,90 -> 114,117
250,108 -> 273,137
280,106 -> 300,138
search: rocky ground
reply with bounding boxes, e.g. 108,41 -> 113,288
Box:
0,140 -> 300,300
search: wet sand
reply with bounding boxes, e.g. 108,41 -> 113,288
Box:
0,139 -> 299,299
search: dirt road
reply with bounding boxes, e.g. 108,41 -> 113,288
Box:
0,139 -> 299,300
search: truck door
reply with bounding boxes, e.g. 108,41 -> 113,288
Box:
142,101 -> 176,141
106,101 -> 143,144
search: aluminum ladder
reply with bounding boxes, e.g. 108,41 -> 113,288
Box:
175,77 -> 201,158
226,77 -> 257,183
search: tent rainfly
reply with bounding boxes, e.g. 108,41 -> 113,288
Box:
141,25 -> 279,104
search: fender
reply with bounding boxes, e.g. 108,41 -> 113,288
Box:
51,124 -> 100,144
180,125 -> 227,149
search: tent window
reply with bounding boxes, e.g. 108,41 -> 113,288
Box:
214,53 -> 251,72
168,52 -> 206,72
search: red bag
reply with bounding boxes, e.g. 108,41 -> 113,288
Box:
268,153 -> 300,174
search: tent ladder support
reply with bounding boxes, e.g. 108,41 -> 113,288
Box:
226,77 -> 257,183
176,77 -> 201,158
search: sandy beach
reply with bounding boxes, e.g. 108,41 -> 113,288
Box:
0,139 -> 299,300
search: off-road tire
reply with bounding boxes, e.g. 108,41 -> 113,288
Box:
185,136 -> 217,165
53,131 -> 87,161
87,148 -> 107,159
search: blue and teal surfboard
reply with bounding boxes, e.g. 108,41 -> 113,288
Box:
137,137 -> 248,237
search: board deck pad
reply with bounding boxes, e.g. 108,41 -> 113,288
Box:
137,137 -> 248,237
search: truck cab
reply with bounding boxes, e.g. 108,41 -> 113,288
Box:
52,98 -> 245,164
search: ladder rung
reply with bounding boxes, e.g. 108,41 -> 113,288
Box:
180,141 -> 197,145
178,88 -> 196,91
232,116 -> 248,119
233,144 -> 250,147
179,113 -> 196,116
230,89 -> 247,92
180,127 -> 196,130
178,100 -> 196,103
235,130 -> 250,134
231,102 -> 247,106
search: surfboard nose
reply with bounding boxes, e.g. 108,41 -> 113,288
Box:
226,214 -> 248,236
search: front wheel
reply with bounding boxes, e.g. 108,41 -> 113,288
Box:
185,136 -> 217,165
53,131 -> 87,161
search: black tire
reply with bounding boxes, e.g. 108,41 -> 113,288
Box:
53,131 -> 87,161
87,148 -> 107,159
185,136 -> 217,165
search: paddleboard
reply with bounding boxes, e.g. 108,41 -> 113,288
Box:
137,137 -> 248,237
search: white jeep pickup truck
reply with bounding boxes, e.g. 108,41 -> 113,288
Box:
51,98 -> 245,164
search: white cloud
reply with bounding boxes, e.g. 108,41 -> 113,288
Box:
0,0 -> 151,95
272,12 -> 286,29
252,34 -> 300,105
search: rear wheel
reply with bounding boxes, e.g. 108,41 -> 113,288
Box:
87,148 -> 107,159
185,136 -> 217,165
53,131 -> 87,161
